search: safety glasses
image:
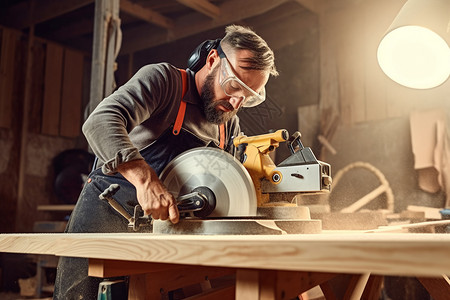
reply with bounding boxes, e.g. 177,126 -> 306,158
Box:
217,44 -> 266,107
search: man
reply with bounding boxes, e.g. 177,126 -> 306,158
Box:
53,24 -> 278,299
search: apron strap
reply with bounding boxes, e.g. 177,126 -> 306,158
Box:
219,124 -> 225,149
173,69 -> 188,135
173,69 -> 226,150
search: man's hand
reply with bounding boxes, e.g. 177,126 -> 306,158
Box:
117,159 -> 179,224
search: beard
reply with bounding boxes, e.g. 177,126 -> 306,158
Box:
200,66 -> 237,125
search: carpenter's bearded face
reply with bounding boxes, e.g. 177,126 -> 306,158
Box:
200,65 -> 237,125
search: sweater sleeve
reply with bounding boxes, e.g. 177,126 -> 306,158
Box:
82,63 -> 180,174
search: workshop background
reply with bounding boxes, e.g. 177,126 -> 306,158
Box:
1,0 -> 450,298
0,0 -> 449,238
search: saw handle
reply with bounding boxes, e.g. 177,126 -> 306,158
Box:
99,184 -> 151,231
99,184 -> 133,222
233,129 -> 288,148
287,131 -> 304,154
99,184 -> 214,228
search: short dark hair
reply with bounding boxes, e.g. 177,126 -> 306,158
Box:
221,25 -> 278,76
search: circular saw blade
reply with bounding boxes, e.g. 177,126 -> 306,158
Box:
160,147 -> 257,217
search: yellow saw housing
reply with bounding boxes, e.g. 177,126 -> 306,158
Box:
233,129 -> 289,206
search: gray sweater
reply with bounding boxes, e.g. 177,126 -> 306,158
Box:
82,63 -> 240,174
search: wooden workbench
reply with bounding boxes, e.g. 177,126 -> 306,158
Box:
0,232 -> 449,299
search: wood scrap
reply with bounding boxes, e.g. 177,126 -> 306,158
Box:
365,220 -> 450,233
407,205 -> 443,220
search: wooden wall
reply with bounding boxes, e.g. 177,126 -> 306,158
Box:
318,0 -> 450,128
315,0 -> 450,212
0,27 -> 88,232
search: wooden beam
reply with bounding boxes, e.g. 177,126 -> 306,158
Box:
28,40 -> 46,134
121,0 -> 289,54
120,0 -> 174,29
16,0 -> 35,232
0,0 -> 94,29
1,233 -> 450,277
89,259 -> 185,277
294,0 -> 324,14
236,269 -> 259,300
0,29 -> 17,129
176,0 -> 221,19
89,0 -> 120,115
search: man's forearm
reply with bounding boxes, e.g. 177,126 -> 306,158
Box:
117,159 -> 156,187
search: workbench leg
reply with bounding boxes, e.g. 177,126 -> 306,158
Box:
343,273 -> 371,300
236,270 -> 260,300
319,273 -> 382,300
236,269 -> 340,300
417,275 -> 450,300
361,275 -> 383,300
128,273 -> 162,300
236,269 -> 311,300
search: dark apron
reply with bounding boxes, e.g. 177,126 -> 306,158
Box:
53,69 -> 225,300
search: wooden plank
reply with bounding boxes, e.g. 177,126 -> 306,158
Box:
104,0 -> 120,98
41,43 -> 63,136
0,233 -> 450,277
28,40 -> 46,133
16,12 -> 36,233
365,220 -> 450,233
60,48 -> 84,137
89,259 -> 188,277
363,1 -> 393,121
259,270 -> 277,300
36,205 -> 75,211
236,269 -> 259,300
348,6 -> 367,124
0,28 -> 17,128
318,8 -> 340,159
334,6 -> 365,124
128,274 -> 148,300
89,0 -> 120,115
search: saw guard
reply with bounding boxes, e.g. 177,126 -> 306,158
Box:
160,147 -> 257,217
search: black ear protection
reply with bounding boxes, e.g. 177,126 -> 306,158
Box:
187,39 -> 221,72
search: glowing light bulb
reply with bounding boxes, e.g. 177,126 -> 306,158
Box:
377,25 -> 450,89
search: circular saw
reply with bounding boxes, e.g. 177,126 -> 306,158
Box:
159,147 -> 257,218
100,130 -> 329,235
